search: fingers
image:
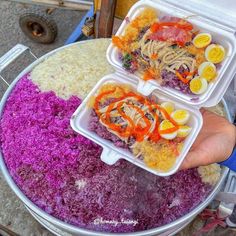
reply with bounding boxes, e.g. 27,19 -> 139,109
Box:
199,108 -> 206,115
200,108 -> 217,117
179,149 -> 209,170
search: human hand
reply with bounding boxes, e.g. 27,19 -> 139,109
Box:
180,109 -> 236,170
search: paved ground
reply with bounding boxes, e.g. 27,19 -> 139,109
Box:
0,0 -> 85,93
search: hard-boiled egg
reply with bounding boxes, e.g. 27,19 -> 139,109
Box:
193,33 -> 212,48
190,77 -> 208,94
177,125 -> 192,138
198,62 -> 217,82
159,120 -> 177,140
205,44 -> 225,64
160,101 -> 175,115
171,109 -> 190,125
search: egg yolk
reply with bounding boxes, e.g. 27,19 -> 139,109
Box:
190,79 -> 202,92
194,34 -> 211,48
177,126 -> 191,137
173,110 -> 187,120
207,46 -> 225,63
161,102 -> 174,115
201,66 -> 216,81
165,106 -> 173,115
160,120 -> 175,130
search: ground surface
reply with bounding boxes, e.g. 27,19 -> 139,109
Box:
0,0 -> 236,235
0,0 -> 86,91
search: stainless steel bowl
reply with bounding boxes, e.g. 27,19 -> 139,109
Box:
0,42 -> 232,236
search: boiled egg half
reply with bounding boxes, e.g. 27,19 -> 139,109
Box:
198,62 -> 217,82
177,125 -> 192,138
159,120 -> 177,140
160,101 -> 175,115
171,109 -> 190,125
193,33 -> 212,48
205,44 -> 225,64
190,77 -> 208,94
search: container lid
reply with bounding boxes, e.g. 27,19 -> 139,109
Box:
164,0 -> 236,31
107,0 -> 236,108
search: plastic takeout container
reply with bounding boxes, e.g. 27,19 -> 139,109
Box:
107,0 -> 236,107
71,0 -> 236,176
71,74 -> 202,176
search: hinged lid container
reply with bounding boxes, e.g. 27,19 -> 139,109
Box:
107,0 -> 236,108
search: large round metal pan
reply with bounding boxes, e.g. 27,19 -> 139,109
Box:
0,40 -> 231,236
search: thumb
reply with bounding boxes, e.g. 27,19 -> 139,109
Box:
179,149 -> 209,170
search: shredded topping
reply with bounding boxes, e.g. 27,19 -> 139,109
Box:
88,83 -> 192,172
112,7 -> 226,96
93,84 -> 179,146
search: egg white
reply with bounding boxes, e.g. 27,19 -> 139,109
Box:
177,126 -> 192,138
190,77 -> 208,95
160,101 -> 175,116
205,44 -> 225,64
193,33 -> 212,48
198,62 -> 216,78
160,132 -> 177,140
159,120 -> 177,140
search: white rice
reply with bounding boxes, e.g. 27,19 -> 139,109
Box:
197,164 -> 221,186
205,103 -> 225,117
31,39 -> 114,99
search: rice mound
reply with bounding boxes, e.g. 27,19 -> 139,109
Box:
31,39 -> 114,99
198,164 -> 222,186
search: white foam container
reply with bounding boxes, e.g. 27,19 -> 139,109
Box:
71,74 -> 202,176
71,0 -> 236,176
107,0 -> 236,107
